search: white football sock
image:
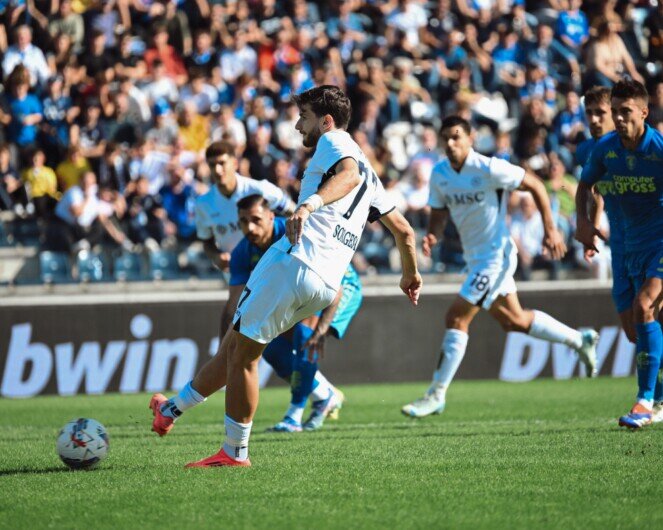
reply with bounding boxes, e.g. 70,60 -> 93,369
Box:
431,329 -> 469,393
528,310 -> 583,350
171,381 -> 206,413
285,404 -> 305,424
223,414 -> 252,462
310,372 -> 333,402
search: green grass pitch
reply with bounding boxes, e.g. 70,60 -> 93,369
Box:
1,378 -> 661,529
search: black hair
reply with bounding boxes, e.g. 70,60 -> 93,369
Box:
205,141 -> 235,160
236,194 -> 269,212
292,85 -> 352,130
611,79 -> 649,105
440,115 -> 471,135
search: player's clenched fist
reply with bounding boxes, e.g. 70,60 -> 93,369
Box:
422,233 -> 438,257
400,272 -> 423,306
286,205 -> 311,244
542,229 -> 567,260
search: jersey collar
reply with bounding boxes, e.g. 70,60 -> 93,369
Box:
634,124 -> 654,154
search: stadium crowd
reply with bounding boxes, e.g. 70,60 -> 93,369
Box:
0,0 -> 662,283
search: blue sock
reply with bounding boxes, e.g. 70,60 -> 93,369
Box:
262,335 -> 294,381
291,324 -> 316,408
635,321 -> 663,403
653,322 -> 663,402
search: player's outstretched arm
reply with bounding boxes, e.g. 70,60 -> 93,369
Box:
423,208 -> 449,257
518,172 -> 567,260
574,181 -> 607,253
380,209 -> 422,306
286,158 -> 361,244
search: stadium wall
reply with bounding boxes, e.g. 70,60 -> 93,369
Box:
0,281 -> 635,398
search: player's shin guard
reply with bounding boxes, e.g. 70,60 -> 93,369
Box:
291,324 -> 317,408
223,414 -> 252,462
432,329 -> 469,389
528,310 -> 583,349
635,321 -> 663,404
262,335 -> 295,381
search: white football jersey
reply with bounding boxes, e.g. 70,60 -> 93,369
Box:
195,174 -> 292,252
273,130 -> 395,289
428,149 -> 525,263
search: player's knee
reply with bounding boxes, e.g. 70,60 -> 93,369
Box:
445,313 -> 468,331
633,295 -> 655,323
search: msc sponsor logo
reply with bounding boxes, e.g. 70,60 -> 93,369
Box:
333,224 -> 360,251
443,192 -> 486,206
215,222 -> 239,236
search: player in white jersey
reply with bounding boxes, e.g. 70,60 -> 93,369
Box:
194,140 -> 295,271
402,116 -> 599,418
194,140 -> 296,330
149,140 -> 342,434
152,85 -> 422,468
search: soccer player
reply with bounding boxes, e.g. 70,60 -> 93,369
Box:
575,87 -> 637,342
152,85 -> 421,467
228,193 -> 361,432
401,116 -> 599,418
576,79 -> 663,429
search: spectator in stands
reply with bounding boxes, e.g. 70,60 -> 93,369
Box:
22,147 -> 59,218
146,99 -> 178,151
544,154 -> 577,242
555,0 -> 589,59
70,98 -> 106,174
56,145 -> 91,191
40,75 -> 77,167
644,2 -> 663,65
584,18 -> 644,88
1,26 -> 50,88
47,32 -> 76,73
80,29 -> 116,83
158,165 -> 197,242
246,125 -> 284,182
550,90 -> 586,170
144,22 -> 187,86
48,0 -> 85,52
1,66 -> 43,152
0,143 -> 29,214
52,170 -> 130,252
648,81 -> 663,132
97,142 -> 129,193
186,28 -> 218,76
180,69 -> 218,115
125,174 -> 167,248
511,193 -> 559,281
143,59 -> 179,105
177,101 -> 209,155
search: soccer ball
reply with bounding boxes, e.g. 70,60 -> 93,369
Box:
56,418 -> 109,470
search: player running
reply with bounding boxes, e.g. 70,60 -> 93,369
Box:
576,79 -> 663,429
401,115 -> 599,418
228,194 -> 361,432
153,85 -> 421,467
576,86 -> 639,344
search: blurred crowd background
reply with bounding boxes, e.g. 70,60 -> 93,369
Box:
0,0 -> 662,284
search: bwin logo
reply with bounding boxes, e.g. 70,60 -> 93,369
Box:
0,315 -> 198,398
444,192 -> 485,205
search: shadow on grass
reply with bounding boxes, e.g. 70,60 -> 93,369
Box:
0,466 -> 111,476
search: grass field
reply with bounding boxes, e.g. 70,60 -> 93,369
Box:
1,378 -> 662,530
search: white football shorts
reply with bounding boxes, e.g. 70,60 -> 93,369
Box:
232,246 -> 337,344
459,240 -> 518,310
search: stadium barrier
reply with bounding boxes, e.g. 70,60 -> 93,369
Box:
0,281 -> 634,397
